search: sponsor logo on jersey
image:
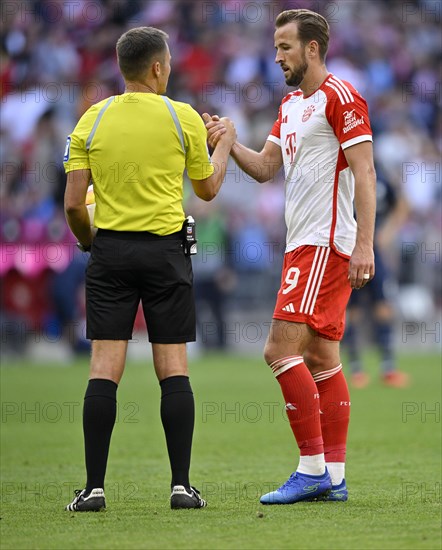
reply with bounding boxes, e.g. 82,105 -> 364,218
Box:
285,403 -> 297,410
343,109 -> 365,134
302,105 -> 316,122
281,115 -> 288,124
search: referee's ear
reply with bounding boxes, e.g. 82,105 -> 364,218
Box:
153,61 -> 161,77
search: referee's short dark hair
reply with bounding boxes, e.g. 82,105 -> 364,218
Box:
116,27 -> 169,81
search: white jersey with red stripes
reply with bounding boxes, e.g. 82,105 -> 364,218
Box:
268,73 -> 372,258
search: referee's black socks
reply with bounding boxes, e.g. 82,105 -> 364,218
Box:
160,375 -> 194,491
83,378 -> 118,494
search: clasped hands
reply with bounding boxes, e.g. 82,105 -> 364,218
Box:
202,113 -> 236,149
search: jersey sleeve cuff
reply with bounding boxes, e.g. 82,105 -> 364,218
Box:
187,162 -> 215,180
341,134 -> 373,150
267,135 -> 281,147
64,163 -> 91,173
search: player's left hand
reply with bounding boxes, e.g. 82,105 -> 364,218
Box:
348,244 -> 375,289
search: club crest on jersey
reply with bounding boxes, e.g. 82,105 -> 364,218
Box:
302,105 -> 315,122
343,109 -> 364,133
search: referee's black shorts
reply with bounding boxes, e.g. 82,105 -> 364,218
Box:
86,229 -> 195,343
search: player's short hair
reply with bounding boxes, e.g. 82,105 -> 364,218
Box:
275,9 -> 330,61
116,27 -> 169,81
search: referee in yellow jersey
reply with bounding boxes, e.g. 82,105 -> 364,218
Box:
63,27 -> 236,511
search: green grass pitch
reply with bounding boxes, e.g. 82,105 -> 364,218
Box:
1,351 -> 440,549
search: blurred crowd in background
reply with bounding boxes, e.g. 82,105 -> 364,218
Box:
1,0 -> 440,357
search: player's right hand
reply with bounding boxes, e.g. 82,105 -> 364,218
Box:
219,117 -> 237,148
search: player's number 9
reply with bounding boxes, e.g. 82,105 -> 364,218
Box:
282,267 -> 300,295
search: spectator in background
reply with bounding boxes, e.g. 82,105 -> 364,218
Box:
344,171 -> 411,388
51,251 -> 90,355
190,199 -> 236,350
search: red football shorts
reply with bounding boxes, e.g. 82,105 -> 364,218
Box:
273,245 -> 352,341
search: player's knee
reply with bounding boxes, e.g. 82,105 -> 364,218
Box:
303,349 -> 324,371
263,341 -> 279,366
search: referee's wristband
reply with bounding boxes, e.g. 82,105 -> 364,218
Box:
76,242 -> 91,253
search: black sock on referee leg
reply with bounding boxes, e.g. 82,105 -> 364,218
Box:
83,378 -> 118,494
160,375 -> 194,491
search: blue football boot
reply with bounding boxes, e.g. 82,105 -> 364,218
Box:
321,479 -> 348,501
260,469 -> 332,505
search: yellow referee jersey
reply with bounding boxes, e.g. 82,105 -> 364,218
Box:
63,93 -> 214,235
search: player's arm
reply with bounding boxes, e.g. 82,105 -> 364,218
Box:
204,114 -> 283,183
190,117 -> 236,201
64,168 -> 93,248
230,140 -> 282,183
344,141 -> 376,289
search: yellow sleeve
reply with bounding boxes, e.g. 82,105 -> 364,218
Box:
63,101 -> 105,174
179,104 -> 215,181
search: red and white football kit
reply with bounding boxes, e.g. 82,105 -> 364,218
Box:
268,73 -> 373,340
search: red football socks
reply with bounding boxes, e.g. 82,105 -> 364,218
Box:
271,356 -> 324,456
313,365 -> 350,463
